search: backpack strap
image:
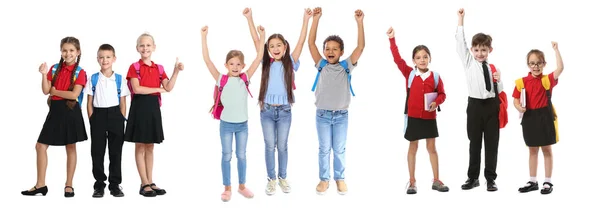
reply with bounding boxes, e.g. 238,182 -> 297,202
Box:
239,73 -> 253,98
515,78 -> 525,91
213,74 -> 229,115
489,64 -> 500,99
91,72 -> 99,94
157,64 -> 165,81
73,66 -> 84,107
541,75 -> 557,120
311,59 -> 329,92
115,73 -> 122,100
340,60 -> 356,97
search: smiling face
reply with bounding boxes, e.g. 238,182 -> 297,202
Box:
471,45 -> 492,62
97,50 -> 116,71
412,45 -> 431,71
225,56 -> 245,77
268,37 -> 286,60
527,50 -> 546,77
136,34 -> 155,59
323,40 -> 343,64
61,43 -> 80,65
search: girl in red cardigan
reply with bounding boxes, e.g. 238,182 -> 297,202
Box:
388,28 -> 449,194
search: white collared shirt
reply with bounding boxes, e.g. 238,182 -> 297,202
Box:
413,68 -> 431,80
455,26 -> 504,99
84,71 -> 131,108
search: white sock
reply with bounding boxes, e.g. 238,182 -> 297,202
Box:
544,177 -> 551,183
530,177 -> 537,182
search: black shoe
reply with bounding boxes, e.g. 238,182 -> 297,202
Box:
92,189 -> 104,198
150,183 -> 167,195
21,186 -> 48,196
109,186 -> 124,197
139,184 -> 157,197
461,179 -> 479,190
541,182 -> 553,194
486,181 -> 498,191
64,186 -> 75,198
518,181 -> 539,193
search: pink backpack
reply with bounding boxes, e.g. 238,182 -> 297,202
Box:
127,62 -> 165,107
211,73 -> 253,120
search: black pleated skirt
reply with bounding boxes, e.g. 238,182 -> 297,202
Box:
521,107 -> 557,147
404,116 -> 439,141
124,94 -> 164,144
38,100 -> 88,146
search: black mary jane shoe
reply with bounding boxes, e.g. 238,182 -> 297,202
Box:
139,184 -> 157,197
541,182 -> 553,194
518,181 -> 539,193
150,183 -> 167,195
64,186 -> 75,198
21,186 -> 48,196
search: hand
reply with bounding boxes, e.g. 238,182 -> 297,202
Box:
312,7 -> 322,19
492,71 -> 500,81
174,57 -> 184,71
387,27 -> 395,38
518,106 -> 526,113
39,62 -> 48,75
428,102 -> 438,112
243,8 -> 252,18
551,41 -> 558,51
458,8 -> 465,18
50,87 -> 57,96
257,25 -> 265,36
303,8 -> 313,20
201,26 -> 208,36
355,9 -> 364,22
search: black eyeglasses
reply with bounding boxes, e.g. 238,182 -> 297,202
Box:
527,62 -> 545,67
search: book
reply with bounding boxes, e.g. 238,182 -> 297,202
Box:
424,92 -> 438,111
519,88 -> 526,118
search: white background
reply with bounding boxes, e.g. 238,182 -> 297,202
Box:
1,0 -> 598,209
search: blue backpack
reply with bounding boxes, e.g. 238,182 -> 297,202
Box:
50,64 -> 84,107
311,59 -> 355,96
90,72 -> 123,102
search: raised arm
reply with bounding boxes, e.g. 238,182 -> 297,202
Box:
455,8 -> 473,68
291,8 -> 312,62
243,8 -> 261,52
161,57 -> 183,92
551,41 -> 564,79
349,9 -> 365,65
308,7 -> 323,64
246,26 -> 266,80
387,27 -> 412,78
40,62 -> 51,95
201,26 -> 221,82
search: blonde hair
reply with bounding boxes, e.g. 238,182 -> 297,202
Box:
137,32 -> 155,45
226,50 -> 245,64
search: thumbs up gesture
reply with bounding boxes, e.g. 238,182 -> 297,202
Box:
174,57 -> 184,71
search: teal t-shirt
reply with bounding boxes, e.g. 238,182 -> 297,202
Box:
217,74 -> 249,123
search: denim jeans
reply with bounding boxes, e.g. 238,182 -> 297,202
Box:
220,120 -> 249,186
260,104 -> 292,180
316,109 -> 348,181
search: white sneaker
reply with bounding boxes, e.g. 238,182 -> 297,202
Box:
265,179 -> 276,195
278,178 -> 291,193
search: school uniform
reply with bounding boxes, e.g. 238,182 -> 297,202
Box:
84,71 -> 130,190
512,72 -> 558,147
124,60 -> 169,144
38,63 -> 88,146
389,37 -> 447,141
456,26 -> 504,183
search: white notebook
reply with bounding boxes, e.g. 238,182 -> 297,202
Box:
519,88 -> 526,118
424,92 -> 438,110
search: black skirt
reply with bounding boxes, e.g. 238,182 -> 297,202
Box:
404,116 -> 439,141
521,107 -> 557,147
124,94 -> 164,144
38,100 -> 88,146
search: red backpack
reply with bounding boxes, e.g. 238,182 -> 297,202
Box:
490,64 -> 508,128
211,73 -> 253,120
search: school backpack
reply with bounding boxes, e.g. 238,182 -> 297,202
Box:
127,62 -> 165,107
211,73 -> 253,120
311,59 -> 355,96
269,58 -> 296,90
489,64 -> 508,129
515,74 -> 559,142
90,72 -> 123,102
48,64 -> 84,108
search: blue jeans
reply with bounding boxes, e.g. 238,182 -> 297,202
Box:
260,104 -> 292,180
316,109 -> 348,181
220,120 -> 249,186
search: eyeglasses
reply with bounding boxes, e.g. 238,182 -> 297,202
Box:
528,62 -> 545,67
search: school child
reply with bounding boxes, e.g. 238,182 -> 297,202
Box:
201,25 -> 266,202
387,27 -> 450,194
243,7 -> 312,195
125,33 -> 184,197
513,42 -> 563,195
84,44 -> 130,198
307,7 -> 365,195
455,8 -> 504,192
21,36 -> 88,198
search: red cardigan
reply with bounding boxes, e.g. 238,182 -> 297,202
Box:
390,37 -> 446,120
